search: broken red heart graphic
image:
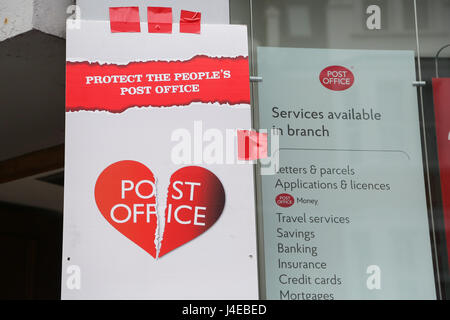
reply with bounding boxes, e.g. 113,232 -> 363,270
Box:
94,161 -> 225,258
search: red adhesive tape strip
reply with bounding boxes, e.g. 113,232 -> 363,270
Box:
148,7 -> 172,33
237,130 -> 268,161
180,10 -> 201,34
109,7 -> 141,33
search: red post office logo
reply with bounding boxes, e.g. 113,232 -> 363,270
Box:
275,193 -> 295,208
319,65 -> 354,91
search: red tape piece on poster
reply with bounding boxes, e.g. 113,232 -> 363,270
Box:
66,56 -> 250,113
180,10 -> 201,34
109,7 -> 141,33
148,7 -> 172,33
237,130 -> 268,160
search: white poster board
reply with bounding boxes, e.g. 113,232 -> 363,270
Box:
62,21 -> 258,299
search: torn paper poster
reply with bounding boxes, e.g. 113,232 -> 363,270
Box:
62,21 -> 258,299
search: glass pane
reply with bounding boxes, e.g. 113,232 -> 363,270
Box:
416,0 -> 450,299
231,0 -> 443,300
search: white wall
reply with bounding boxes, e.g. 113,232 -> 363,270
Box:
0,0 -> 34,41
0,0 -> 75,41
33,0 -> 75,38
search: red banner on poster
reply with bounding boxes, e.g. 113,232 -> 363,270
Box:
66,56 -> 250,113
433,78 -> 450,267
